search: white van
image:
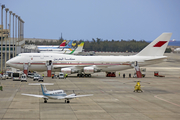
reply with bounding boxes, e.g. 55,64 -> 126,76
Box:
21,74 -> 27,82
59,72 -> 64,79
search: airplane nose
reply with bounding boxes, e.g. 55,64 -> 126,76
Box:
6,59 -> 11,66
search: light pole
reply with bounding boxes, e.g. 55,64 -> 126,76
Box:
15,15 -> 18,56
9,11 -> 12,59
22,19 -> 24,44
12,13 -> 15,57
18,16 -> 20,46
5,8 -> 9,70
1,5 -> 5,72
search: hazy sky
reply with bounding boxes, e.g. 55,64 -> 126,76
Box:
0,0 -> 180,41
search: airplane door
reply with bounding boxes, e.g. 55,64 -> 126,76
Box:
40,54 -> 44,59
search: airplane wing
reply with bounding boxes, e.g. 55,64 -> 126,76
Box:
57,96 -> 66,100
21,93 -> 48,99
65,94 -> 93,99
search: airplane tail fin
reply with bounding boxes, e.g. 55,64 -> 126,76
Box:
64,40 -> 73,48
59,40 -> 66,47
69,42 -> 84,55
136,33 -> 172,56
72,43 -> 76,46
41,84 -> 46,95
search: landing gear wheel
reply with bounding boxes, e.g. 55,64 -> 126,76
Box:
44,98 -> 47,103
82,74 -> 84,77
67,100 -> 70,103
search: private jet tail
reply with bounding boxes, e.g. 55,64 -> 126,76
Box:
69,42 -> 84,55
136,33 -> 172,56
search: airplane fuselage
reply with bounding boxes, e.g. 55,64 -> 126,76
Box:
7,53 -> 167,72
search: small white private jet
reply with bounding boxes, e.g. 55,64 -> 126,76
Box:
22,83 -> 93,103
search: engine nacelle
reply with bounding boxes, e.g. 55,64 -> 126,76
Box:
61,68 -> 78,75
61,68 -> 72,75
84,67 -> 95,74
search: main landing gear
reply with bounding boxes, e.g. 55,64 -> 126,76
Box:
44,98 -> 48,103
65,99 -> 70,103
77,74 -> 91,77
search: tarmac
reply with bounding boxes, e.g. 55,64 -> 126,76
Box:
0,53 -> 180,120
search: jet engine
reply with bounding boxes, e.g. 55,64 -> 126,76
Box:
83,67 -> 101,74
61,68 -> 72,74
61,68 -> 78,75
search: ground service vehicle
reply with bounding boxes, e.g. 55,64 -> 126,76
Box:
38,76 -> 44,82
21,74 -> 27,82
13,73 -> 21,81
59,72 -> 64,79
7,72 -> 13,79
3,74 -> 8,79
28,73 -> 34,78
33,74 -> 40,81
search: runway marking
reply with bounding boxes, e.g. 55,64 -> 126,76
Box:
100,90 -> 104,93
130,97 -> 139,102
8,89 -> 18,101
154,95 -> 180,107
147,67 -> 180,70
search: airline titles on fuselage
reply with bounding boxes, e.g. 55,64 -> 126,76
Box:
54,58 -> 75,61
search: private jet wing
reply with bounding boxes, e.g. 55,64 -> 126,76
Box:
21,93 -> 48,99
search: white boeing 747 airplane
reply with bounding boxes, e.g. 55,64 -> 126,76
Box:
22,84 -> 93,103
6,33 -> 172,77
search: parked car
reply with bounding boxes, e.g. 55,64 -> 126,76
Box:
38,76 -> 44,82
33,74 -> 40,81
59,72 -> 64,79
21,74 -> 27,82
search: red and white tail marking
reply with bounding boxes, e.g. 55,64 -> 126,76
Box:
136,33 -> 172,56
153,41 -> 167,47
